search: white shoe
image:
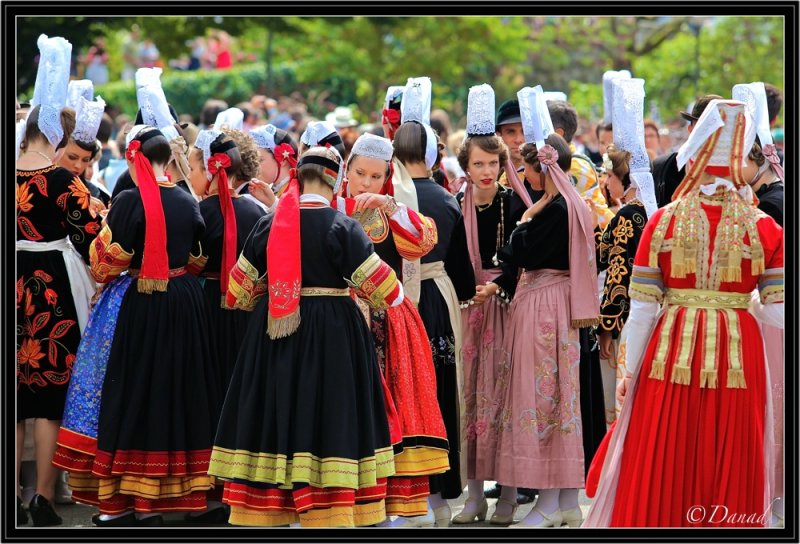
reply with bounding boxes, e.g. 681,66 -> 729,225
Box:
388,511 -> 436,528
452,498 -> 488,524
560,506 -> 583,527
512,507 -> 563,528
433,504 -> 452,527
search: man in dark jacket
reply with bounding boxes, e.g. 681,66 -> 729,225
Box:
653,94 -> 722,207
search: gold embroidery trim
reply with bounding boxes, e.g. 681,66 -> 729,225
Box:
300,287 -> 350,297
723,309 -> 746,389
649,203 -> 677,268
650,305 -> 679,380
670,307 -> 698,385
700,310 -> 719,388
208,446 -> 396,489
664,288 -> 751,309
89,225 -> 135,283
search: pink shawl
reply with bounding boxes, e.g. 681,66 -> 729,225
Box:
538,145 -> 599,328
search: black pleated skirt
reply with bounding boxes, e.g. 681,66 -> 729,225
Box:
417,279 -> 462,499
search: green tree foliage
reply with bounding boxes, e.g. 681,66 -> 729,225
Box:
17,16 -> 783,126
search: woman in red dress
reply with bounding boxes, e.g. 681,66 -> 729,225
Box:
343,132 -> 450,525
585,99 -> 783,527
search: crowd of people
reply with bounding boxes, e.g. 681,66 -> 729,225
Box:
15,33 -> 785,530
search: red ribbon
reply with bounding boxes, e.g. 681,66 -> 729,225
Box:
266,177 -> 301,335
382,108 -> 401,140
208,153 -> 237,296
129,140 -> 169,288
382,108 -> 400,126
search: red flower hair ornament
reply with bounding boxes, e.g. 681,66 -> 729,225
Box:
273,143 -> 297,168
208,153 -> 232,176
125,140 -> 141,162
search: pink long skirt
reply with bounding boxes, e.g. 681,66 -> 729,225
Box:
461,294 -> 509,481
491,269 -> 584,489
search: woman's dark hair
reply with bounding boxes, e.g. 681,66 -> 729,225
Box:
275,128 -> 298,154
297,146 -> 341,190
209,132 -> 244,180
456,134 -> 509,173
748,140 -> 767,168
134,127 -> 171,166
605,144 -> 632,189
595,122 -> 613,140
97,113 -> 114,142
21,105 -> 75,152
392,121 -> 427,166
520,133 -> 573,173
72,137 -> 101,155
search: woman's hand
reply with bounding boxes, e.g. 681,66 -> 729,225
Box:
616,373 -> 633,407
353,192 -> 389,212
89,197 -> 107,219
248,178 -> 276,208
521,192 -> 553,222
598,330 -> 614,360
585,197 -> 599,229
471,282 -> 498,306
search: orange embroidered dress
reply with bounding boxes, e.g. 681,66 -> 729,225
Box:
349,202 -> 450,517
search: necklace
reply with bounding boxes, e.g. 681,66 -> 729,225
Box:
29,150 -> 54,164
475,182 -> 499,212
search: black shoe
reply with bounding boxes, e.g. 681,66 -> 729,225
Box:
28,495 -> 62,527
517,488 -> 538,504
136,515 -> 164,527
91,512 -> 136,527
17,497 -> 28,525
484,483 -> 502,499
184,505 -> 230,525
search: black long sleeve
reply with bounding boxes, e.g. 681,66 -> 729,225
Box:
498,195 -> 569,271
444,213 -> 477,301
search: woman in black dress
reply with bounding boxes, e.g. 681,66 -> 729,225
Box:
86,126 -> 221,526
17,103 -> 101,527
209,146 -> 403,527
188,130 -> 267,388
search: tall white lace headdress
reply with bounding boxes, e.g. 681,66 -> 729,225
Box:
517,85 -> 554,149
611,78 -> 657,216
66,80 -> 93,111
72,94 -> 107,145
602,69 -> 631,124
732,81 -> 784,182
466,84 -> 496,136
28,34 -> 72,149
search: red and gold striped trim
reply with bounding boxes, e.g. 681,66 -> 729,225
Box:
347,253 -> 402,309
89,225 -> 134,283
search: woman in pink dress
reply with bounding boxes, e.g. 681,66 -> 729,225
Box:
451,85 -> 518,526
492,129 -> 599,528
